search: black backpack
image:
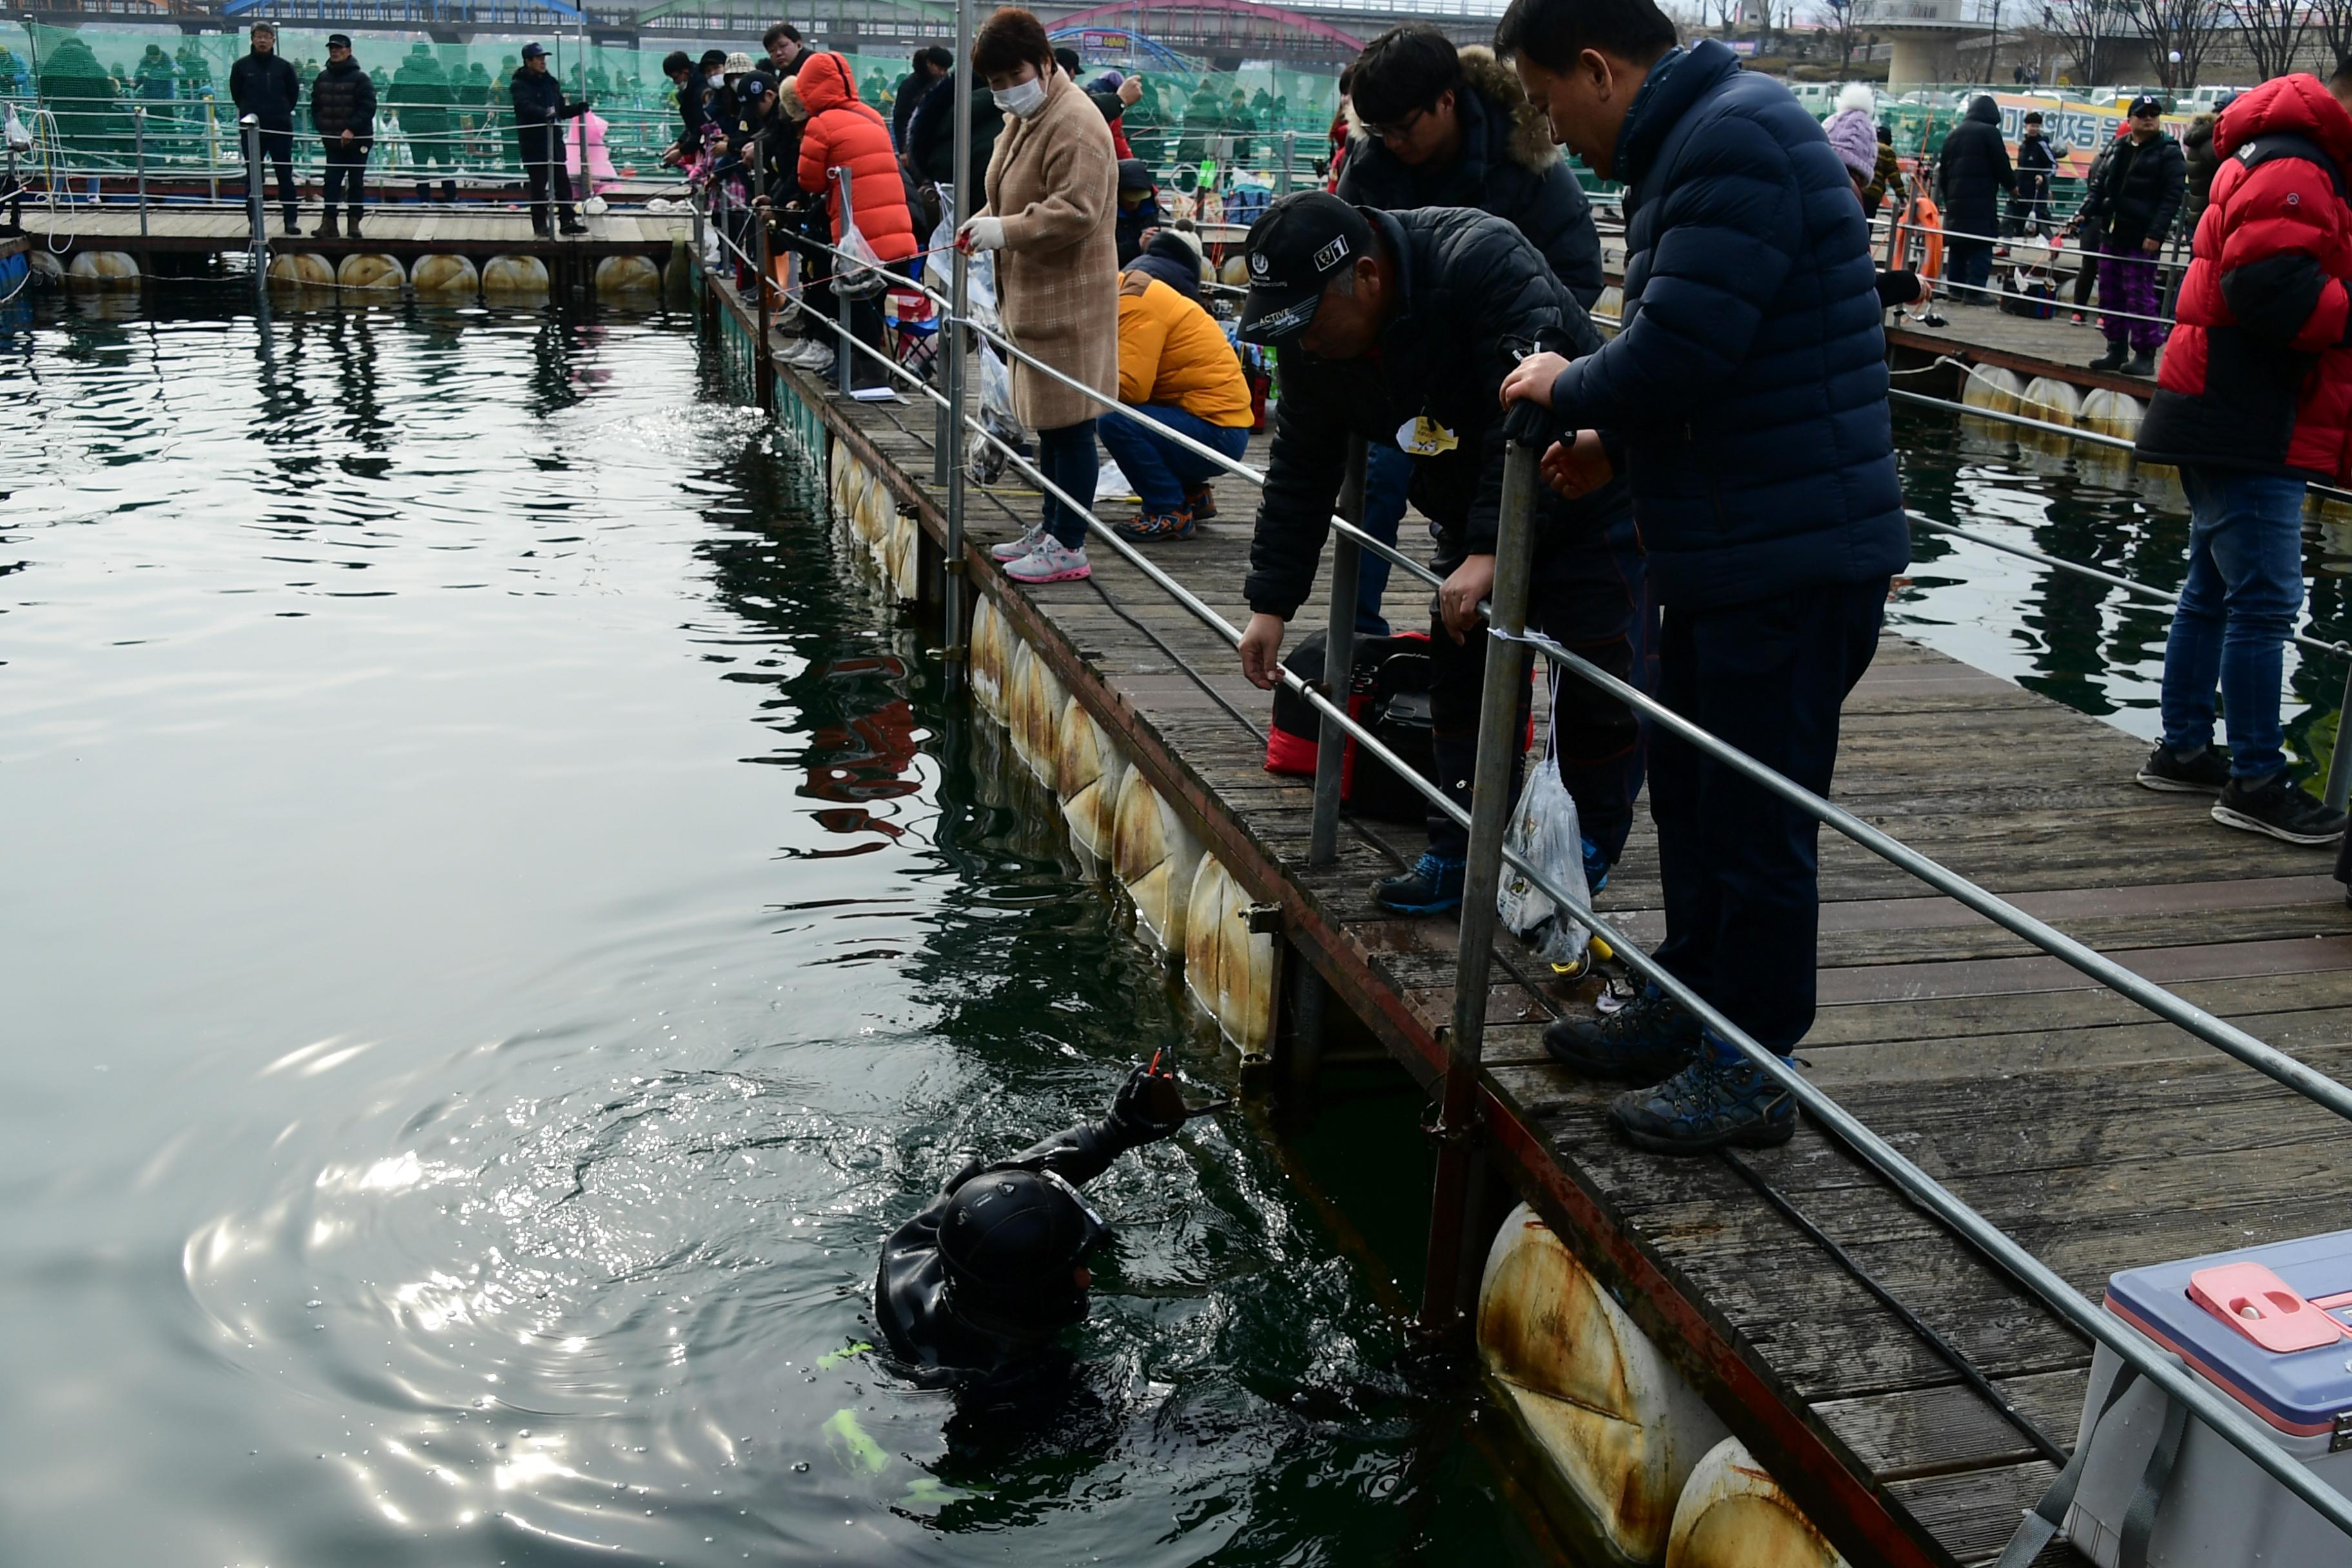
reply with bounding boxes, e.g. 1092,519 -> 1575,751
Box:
1264,629 -> 1438,824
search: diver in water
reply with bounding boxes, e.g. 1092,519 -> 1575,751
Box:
875,1061 -> 1196,1398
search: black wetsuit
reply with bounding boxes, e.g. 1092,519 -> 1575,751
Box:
875,1114 -> 1146,1395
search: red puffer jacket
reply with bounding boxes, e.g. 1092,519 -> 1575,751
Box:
794,52 -> 917,264
2139,73 -> 2352,482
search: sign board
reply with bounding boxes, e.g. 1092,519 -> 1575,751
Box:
1980,91 -> 2195,177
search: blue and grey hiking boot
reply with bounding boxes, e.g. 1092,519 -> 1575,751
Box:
1609,1052 -> 1796,1154
1580,834 -> 1611,894
1542,986 -> 1699,1082
1373,853 -> 1466,915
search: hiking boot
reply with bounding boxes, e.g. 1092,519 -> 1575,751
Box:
2088,342 -> 2128,372
344,211 -> 363,239
990,524 -> 1047,562
1372,853 -> 1465,916
1003,541 -> 1091,584
1112,506 -> 1195,542
2211,774 -> 2348,846
1185,485 -> 1217,520
1609,1054 -> 1796,1154
2137,742 -> 2230,794
317,212 -> 339,239
1581,835 -> 1611,894
2121,351 -> 2156,378
1543,988 -> 1700,1083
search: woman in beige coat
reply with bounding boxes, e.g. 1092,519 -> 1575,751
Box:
956,8 -> 1118,585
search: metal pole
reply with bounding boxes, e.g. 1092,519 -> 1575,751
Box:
941,0 -> 975,692
242,115 -> 265,288
1416,437 -> 1540,1337
206,97 -> 218,206
751,153 -> 774,411
134,106 -> 148,238
1309,435 -> 1368,866
832,164 -> 854,391
1277,128 -> 1293,195
2328,660 -> 2352,815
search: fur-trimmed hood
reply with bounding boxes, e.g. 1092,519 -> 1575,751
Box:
1343,43 -> 1560,175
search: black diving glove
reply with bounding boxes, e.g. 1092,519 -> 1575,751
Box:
1106,1063 -> 1186,1146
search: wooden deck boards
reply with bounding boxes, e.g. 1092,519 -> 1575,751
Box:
730,284 -> 2352,1568
14,205 -> 689,256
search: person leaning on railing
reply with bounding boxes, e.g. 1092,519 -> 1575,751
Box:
1232,194 -> 1649,927
960,8 -> 1121,589
2130,64 -> 2352,849
1496,0 -> 1906,1156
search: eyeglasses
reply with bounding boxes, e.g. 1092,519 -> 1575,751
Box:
1361,105 -> 1429,144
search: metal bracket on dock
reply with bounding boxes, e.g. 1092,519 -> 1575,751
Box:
1244,903 -> 1284,936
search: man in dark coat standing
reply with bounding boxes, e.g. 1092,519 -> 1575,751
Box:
228,22 -> 301,237
309,35 -> 375,239
1498,0 -> 1906,1153
1936,94 -> 2014,298
1233,196 -> 1647,928
893,45 -> 952,152
510,43 -> 588,237
2072,95 -> 2188,375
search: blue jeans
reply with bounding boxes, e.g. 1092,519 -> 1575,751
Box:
1097,403 -> 1250,513
2161,466 -> 2309,780
1037,419 -> 1099,549
1357,444 -> 1413,634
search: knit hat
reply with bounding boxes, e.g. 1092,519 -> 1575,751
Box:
1128,227 -> 1203,300
1823,106 -> 1878,185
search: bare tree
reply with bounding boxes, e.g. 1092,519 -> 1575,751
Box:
2113,0 -> 2226,86
2315,0 -> 2352,70
2224,0 -> 2310,78
2040,0 -> 2119,84
1818,0 -> 1882,73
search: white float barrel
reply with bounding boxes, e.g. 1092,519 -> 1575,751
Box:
1665,1437 -> 1848,1568
1112,770 -> 1202,954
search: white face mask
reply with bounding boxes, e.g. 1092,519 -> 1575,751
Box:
995,76 -> 1048,119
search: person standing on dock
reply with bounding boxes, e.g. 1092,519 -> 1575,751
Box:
2068,95 -> 2185,377
309,36 -> 375,241
1334,24 -> 1607,640
2132,66 -> 2352,848
1231,195 -> 1647,917
1933,95 -> 2013,301
1496,0 -> 1906,1154
511,44 -> 589,239
2004,111 -> 2058,239
228,23 -> 301,239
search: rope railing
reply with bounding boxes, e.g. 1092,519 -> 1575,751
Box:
699,204 -> 2352,1544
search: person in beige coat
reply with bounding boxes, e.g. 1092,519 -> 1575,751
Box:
956,7 -> 1119,585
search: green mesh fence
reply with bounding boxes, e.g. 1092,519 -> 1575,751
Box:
1,23 -> 1344,190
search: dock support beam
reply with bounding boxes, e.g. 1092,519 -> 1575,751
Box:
241,116 -> 266,292
1309,437 -> 1368,867
1417,438 -> 1540,1338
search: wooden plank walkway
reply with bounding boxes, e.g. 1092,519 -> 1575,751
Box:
718,279 -> 2352,1568
12,204 -> 689,259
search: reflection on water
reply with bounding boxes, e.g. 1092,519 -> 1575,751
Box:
0,292 -> 1549,1567
1892,406 -> 2352,783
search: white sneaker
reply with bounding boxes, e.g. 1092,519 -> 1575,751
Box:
782,339 -> 832,368
990,524 -> 1046,562
1003,541 -> 1091,584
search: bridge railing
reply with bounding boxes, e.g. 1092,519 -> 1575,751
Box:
698,191 -> 2352,1555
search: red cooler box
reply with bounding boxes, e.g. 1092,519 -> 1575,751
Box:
2065,1228 -> 2352,1565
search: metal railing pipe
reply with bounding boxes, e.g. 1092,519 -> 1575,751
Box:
240,115 -> 264,288
1309,436 -> 1368,867
133,106 -> 147,239
1421,437 -> 1540,1335
832,165 -> 855,393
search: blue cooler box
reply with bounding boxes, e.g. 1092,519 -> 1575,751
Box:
2066,1229 -> 2352,1565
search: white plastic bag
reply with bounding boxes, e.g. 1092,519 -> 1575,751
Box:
834,220 -> 888,299
1497,671 -> 1592,970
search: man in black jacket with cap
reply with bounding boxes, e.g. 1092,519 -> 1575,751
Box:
228,22 -> 301,237
876,1064 -> 1185,1401
1233,191 -> 1647,923
309,35 -> 375,240
511,42 -> 589,237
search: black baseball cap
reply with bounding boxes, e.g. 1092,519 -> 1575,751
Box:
1237,191 -> 1376,346
2128,93 -> 2164,117
520,43 -> 549,60
327,33 -> 352,48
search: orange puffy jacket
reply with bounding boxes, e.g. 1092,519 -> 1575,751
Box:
794,53 -> 917,265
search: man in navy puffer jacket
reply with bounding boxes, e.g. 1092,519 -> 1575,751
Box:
1496,0 -> 1906,1155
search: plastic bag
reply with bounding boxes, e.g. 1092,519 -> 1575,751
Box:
1497,670 -> 1592,972
834,220 -> 888,300
966,342 -> 1026,485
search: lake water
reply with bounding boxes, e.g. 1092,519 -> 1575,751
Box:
2,291 -> 2340,1566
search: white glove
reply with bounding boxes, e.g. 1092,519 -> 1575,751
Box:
959,215 -> 1006,253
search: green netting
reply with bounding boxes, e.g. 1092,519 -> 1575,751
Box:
3,23 -> 1344,186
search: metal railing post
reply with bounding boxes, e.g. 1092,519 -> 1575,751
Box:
942,0 -> 975,689
134,106 -> 148,239
2328,661 -> 2352,815
206,97 -> 219,206
241,115 -> 266,289
832,165 -> 855,392
1417,436 -> 1540,1337
750,157 -> 775,411
1309,436 -> 1369,866
1277,129 -> 1294,195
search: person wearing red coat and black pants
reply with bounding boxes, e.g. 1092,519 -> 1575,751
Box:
2134,65 -> 2352,848
789,52 -> 918,384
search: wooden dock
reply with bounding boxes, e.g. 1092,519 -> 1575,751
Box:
705,272 -> 2352,1567
8,202 -> 691,263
